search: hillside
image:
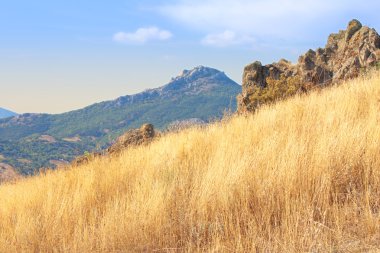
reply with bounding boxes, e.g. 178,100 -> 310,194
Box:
0,108 -> 17,119
0,66 -> 240,174
1,71 -> 379,252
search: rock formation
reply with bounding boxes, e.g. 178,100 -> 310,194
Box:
107,123 -> 158,154
71,152 -> 102,167
72,124 -> 158,166
0,163 -> 20,183
238,19 -> 380,113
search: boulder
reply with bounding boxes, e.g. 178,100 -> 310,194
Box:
345,19 -> 362,42
107,124 -> 157,154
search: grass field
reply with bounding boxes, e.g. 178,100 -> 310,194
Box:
1,72 -> 380,252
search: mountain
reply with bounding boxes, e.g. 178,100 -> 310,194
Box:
0,108 -> 17,119
0,66 -> 240,174
238,19 -> 380,112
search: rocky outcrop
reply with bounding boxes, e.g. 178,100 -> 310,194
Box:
107,124 -> 158,155
238,19 -> 380,113
72,124 -> 158,166
0,163 -> 20,183
71,152 -> 102,167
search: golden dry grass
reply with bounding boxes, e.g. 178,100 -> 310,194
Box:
1,72 -> 380,252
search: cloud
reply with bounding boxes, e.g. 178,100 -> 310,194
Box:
113,26 -> 172,43
201,30 -> 255,47
157,0 -> 379,39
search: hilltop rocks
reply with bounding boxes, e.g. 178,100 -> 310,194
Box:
238,19 -> 380,113
107,124 -> 158,154
345,19 -> 362,42
0,163 -> 20,183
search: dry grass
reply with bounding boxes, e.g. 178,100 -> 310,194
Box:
1,72 -> 380,252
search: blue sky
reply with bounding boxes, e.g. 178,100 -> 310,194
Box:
1,0 -> 379,113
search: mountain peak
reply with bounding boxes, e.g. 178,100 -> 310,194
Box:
173,66 -> 222,82
161,66 -> 237,95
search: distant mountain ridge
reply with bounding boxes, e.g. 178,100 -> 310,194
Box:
106,66 -> 236,106
0,66 -> 240,174
0,108 -> 17,119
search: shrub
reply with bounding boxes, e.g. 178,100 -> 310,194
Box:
247,75 -> 303,108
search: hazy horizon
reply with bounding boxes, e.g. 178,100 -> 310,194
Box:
1,0 -> 379,114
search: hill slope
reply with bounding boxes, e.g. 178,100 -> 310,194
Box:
1,72 -> 379,252
0,108 -> 17,119
0,66 -> 240,174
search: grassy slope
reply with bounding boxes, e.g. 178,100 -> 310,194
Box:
1,72 -> 380,252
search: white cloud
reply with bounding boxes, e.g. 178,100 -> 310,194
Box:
113,26 -> 172,44
157,0 -> 377,39
201,30 -> 255,47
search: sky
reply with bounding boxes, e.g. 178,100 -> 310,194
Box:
1,0 -> 379,114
